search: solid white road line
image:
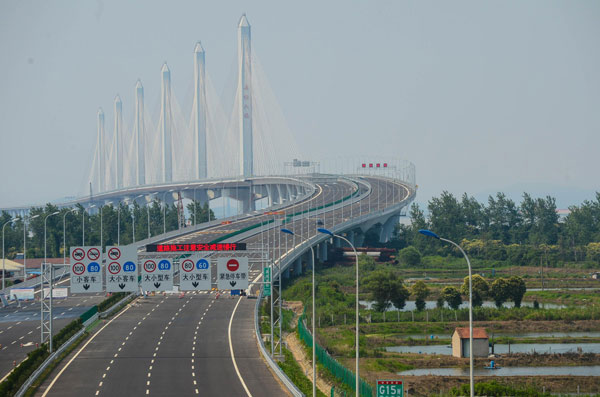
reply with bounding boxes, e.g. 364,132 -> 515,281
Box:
41,299 -> 136,397
228,296 -> 252,397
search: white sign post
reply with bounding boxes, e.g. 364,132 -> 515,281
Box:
217,257 -> 248,290
180,255 -> 211,291
106,246 -> 139,292
70,246 -> 103,293
141,258 -> 173,292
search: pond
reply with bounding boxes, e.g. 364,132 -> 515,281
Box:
359,300 -> 565,311
398,366 -> 600,376
397,332 -> 600,339
386,343 -> 600,355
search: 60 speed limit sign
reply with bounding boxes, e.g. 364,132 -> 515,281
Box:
105,246 -> 138,292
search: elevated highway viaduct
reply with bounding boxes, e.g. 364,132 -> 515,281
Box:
33,174 -> 414,396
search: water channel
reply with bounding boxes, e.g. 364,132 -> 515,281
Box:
386,343 -> 600,355
397,332 -> 600,339
398,366 -> 600,376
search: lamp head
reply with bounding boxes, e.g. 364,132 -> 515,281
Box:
418,229 -> 440,239
317,228 -> 333,236
280,228 -> 294,235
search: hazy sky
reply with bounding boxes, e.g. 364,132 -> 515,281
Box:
1,1 -> 599,209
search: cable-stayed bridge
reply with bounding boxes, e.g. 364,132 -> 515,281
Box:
0,14 -> 417,397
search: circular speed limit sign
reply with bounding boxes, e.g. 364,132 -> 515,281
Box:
72,262 -> 85,275
108,262 -> 121,274
143,260 -> 157,273
181,259 -> 194,272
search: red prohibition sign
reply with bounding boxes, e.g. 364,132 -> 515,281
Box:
108,262 -> 121,274
72,248 -> 85,261
87,248 -> 100,261
181,259 -> 194,272
144,260 -> 157,273
72,262 -> 85,275
226,259 -> 239,272
107,247 -> 121,260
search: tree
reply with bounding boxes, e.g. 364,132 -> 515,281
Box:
441,286 -> 462,310
460,274 -> 489,307
398,246 -> 421,266
363,270 -> 409,312
390,280 -> 411,311
506,276 -> 527,308
428,191 -> 464,243
436,296 -> 445,309
411,280 -> 430,311
587,242 -> 600,263
489,278 -> 510,308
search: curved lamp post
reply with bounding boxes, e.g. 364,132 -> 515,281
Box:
24,214 -> 40,281
62,209 -> 77,265
318,227 -> 359,397
419,229 -> 473,397
2,217 -> 20,290
281,228 -> 316,397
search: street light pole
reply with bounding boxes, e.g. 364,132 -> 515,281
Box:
63,209 -> 76,265
117,202 -> 121,245
24,214 -> 40,281
419,229 -> 473,397
163,189 -> 174,234
281,228 -> 317,397
44,211 -> 60,353
318,228 -> 359,397
82,205 -> 96,246
100,202 -> 112,253
3,217 -> 20,290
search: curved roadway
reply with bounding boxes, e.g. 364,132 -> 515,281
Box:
34,176 -> 412,396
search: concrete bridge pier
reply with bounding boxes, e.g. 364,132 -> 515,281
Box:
333,237 -> 341,248
293,258 -> 302,276
354,231 -> 365,247
182,189 -> 209,207
379,214 -> 400,243
319,241 -> 328,262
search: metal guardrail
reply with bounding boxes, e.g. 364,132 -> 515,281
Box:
99,293 -> 136,318
254,289 -> 304,397
15,327 -> 86,397
14,293 -> 137,396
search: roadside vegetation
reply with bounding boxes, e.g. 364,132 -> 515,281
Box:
278,190 -> 600,396
0,201 -> 214,259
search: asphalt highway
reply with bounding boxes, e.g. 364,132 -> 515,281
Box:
34,176 -> 413,396
0,275 -> 105,382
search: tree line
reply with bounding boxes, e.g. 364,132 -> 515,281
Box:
394,191 -> 600,266
363,267 -> 527,312
0,201 -> 213,259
